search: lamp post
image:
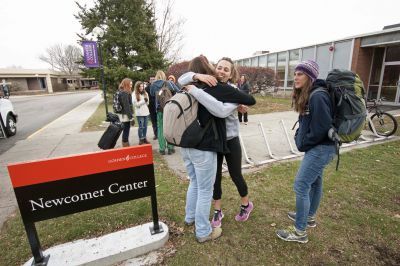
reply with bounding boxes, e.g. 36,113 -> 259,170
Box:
92,26 -> 109,117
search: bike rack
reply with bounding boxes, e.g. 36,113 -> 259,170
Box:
279,119 -> 302,159
238,133 -> 256,168
258,122 -> 279,164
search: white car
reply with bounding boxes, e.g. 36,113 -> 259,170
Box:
0,97 -> 17,137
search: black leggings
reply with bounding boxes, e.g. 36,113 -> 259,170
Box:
213,136 -> 248,200
238,111 -> 248,122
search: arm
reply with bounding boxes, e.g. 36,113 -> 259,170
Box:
133,97 -> 146,108
178,72 -> 196,86
205,83 -> 256,106
121,93 -> 133,119
178,72 -> 217,87
167,81 -> 180,92
188,85 -> 238,118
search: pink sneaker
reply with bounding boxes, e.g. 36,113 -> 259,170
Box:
235,202 -> 254,222
211,210 -> 224,228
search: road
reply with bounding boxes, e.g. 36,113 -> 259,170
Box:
0,90 -> 100,155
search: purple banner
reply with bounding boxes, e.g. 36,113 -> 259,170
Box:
82,41 -> 100,68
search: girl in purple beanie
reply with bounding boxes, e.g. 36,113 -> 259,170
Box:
276,60 -> 336,243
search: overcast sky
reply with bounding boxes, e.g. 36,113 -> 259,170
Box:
1,0 -> 399,69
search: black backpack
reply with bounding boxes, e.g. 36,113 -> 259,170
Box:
113,90 -> 123,113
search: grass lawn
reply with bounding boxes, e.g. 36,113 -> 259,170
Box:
1,141 -> 399,265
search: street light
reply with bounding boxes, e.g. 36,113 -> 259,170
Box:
92,26 -> 109,117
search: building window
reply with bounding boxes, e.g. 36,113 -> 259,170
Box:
385,46 -> 400,62
287,50 -> 300,87
316,44 -> 331,79
259,55 -> 267,67
267,53 -> 276,70
368,47 -> 385,99
277,52 -> 286,87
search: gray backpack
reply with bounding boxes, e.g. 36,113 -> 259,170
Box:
163,91 -> 215,147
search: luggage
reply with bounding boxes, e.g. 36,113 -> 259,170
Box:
98,122 -> 123,150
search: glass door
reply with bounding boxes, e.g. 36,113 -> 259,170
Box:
380,64 -> 400,104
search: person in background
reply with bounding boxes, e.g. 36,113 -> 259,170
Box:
117,78 -> 134,147
150,70 -> 180,155
179,57 -> 256,230
238,74 -> 250,125
145,77 -> 157,140
276,60 -> 335,243
133,81 -> 150,145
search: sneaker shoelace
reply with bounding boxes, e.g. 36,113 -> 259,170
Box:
213,211 -> 220,221
239,206 -> 248,217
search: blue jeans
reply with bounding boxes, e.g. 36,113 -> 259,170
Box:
181,148 -> 217,238
294,144 -> 335,231
137,116 -> 148,140
121,121 -> 130,142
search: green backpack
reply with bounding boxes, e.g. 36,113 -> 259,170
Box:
310,69 -> 367,170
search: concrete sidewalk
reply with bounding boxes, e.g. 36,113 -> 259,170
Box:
1,92 -> 399,230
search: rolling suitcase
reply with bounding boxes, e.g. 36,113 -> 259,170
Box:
98,122 -> 123,150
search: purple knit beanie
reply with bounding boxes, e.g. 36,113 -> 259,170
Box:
295,60 -> 319,83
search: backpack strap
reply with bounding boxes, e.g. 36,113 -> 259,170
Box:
311,88 -> 342,171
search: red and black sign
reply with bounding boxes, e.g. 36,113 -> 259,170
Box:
7,145 -> 162,265
9,145 -> 154,223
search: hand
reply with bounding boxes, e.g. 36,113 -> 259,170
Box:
185,85 -> 196,93
237,104 -> 248,114
130,120 -> 135,126
194,74 -> 217,87
144,97 -> 148,102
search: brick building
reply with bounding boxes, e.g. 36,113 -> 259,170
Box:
235,24 -> 400,106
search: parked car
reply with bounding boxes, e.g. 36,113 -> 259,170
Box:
0,97 -> 17,137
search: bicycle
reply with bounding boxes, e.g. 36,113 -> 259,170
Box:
366,98 -> 398,137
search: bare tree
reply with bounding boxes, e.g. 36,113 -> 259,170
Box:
151,0 -> 185,63
39,44 -> 82,75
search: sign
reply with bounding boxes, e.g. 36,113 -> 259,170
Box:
82,41 -> 100,68
8,145 -> 162,265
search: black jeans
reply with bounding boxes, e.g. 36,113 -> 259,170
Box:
121,121 -> 131,142
238,111 -> 248,123
213,137 -> 248,200
149,110 -> 157,137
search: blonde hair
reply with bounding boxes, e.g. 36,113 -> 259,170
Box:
155,70 -> 166,81
217,57 -> 239,84
292,77 -> 313,114
134,81 -> 147,102
119,78 -> 132,93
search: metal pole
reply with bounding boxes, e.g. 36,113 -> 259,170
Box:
97,41 -> 108,116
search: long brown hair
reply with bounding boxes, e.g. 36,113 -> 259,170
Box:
188,55 -> 215,75
217,57 -> 239,84
292,77 -> 313,114
119,78 -> 132,93
134,81 -> 147,102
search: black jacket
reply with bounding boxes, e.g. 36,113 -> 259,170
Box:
119,90 -> 133,120
195,82 -> 256,153
238,82 -> 250,94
